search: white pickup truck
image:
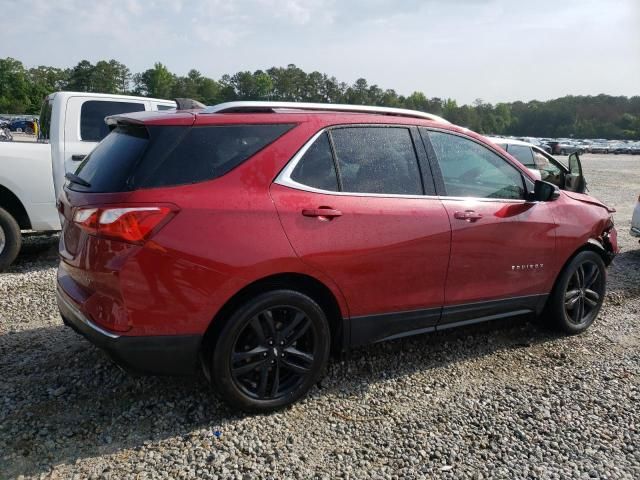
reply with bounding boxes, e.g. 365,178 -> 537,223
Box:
0,91 -> 175,270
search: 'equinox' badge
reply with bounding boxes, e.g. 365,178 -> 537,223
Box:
512,264 -> 544,271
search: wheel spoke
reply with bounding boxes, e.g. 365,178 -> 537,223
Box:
283,346 -> 314,367
270,364 -> 280,397
279,311 -> 306,341
232,358 -> 267,376
584,265 -> 600,289
576,265 -> 585,288
281,358 -> 311,375
260,310 -> 277,337
584,288 -> 600,302
250,317 -> 266,343
565,289 -> 580,301
576,297 -> 585,322
233,346 -> 268,364
285,318 -> 312,347
565,294 -> 580,309
257,364 -> 269,398
584,296 -> 598,308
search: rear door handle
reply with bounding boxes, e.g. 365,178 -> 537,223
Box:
453,210 -> 483,222
302,207 -> 343,220
71,154 -> 86,161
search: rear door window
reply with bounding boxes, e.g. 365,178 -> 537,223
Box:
80,101 -> 145,142
290,132 -> 339,191
330,127 -> 423,195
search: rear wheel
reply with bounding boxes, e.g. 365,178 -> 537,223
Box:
0,208 -> 21,272
546,251 -> 606,334
210,290 -> 331,412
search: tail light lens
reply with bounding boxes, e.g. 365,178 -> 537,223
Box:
72,205 -> 176,244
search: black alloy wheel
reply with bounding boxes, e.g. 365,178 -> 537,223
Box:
563,260 -> 604,326
211,290 -> 330,412
547,250 -> 606,334
231,306 -> 317,400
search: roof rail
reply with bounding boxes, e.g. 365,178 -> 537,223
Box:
201,101 -> 450,123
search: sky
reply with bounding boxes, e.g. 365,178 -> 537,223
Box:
2,0 -> 639,105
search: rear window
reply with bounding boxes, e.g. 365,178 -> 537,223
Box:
38,98 -> 53,142
74,125 -> 150,192
80,101 -> 145,142
72,123 -> 294,192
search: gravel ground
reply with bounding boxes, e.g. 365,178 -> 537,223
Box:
1,154 -> 639,480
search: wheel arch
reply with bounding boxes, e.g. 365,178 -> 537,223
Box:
201,272 -> 347,375
0,184 -> 31,230
553,240 -> 610,292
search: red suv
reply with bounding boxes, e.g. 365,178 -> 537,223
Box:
57,102 -> 618,411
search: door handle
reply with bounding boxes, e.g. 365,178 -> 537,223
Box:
71,154 -> 86,161
302,207 -> 343,220
453,210 -> 483,222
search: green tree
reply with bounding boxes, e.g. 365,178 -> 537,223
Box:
0,58 -> 32,113
66,60 -> 95,92
134,62 -> 175,98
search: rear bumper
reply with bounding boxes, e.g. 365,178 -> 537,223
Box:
57,286 -> 201,376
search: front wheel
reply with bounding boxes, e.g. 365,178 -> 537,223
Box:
546,251 -> 606,334
210,290 -> 331,412
0,208 -> 22,272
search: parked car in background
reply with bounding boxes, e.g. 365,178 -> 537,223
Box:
485,137 -> 585,192
57,101 -> 617,412
632,195 -> 640,242
8,119 -> 35,134
0,91 -> 175,271
590,143 -> 610,154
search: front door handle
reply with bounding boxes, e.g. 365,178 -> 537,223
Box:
302,207 -> 343,220
453,210 -> 483,222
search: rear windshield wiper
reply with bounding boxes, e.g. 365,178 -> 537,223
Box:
65,172 -> 91,188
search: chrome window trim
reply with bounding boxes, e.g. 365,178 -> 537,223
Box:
275,127 -> 529,204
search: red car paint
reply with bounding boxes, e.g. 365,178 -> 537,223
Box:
56,108 -> 617,375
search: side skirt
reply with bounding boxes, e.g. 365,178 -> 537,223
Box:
348,294 -> 548,348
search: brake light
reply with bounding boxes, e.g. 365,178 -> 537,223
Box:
72,206 -> 176,244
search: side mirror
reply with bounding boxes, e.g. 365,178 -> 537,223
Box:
565,152 -> 586,193
530,180 -> 560,202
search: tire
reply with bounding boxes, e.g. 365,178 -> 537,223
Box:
210,290 -> 331,412
0,207 -> 22,272
545,251 -> 606,334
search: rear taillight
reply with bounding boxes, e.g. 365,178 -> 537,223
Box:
73,205 -> 176,244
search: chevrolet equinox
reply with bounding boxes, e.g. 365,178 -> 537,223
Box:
57,101 -> 618,411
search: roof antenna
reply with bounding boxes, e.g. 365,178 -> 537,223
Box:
174,98 -> 206,110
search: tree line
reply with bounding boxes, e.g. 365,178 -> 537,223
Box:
1,57 -> 639,139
